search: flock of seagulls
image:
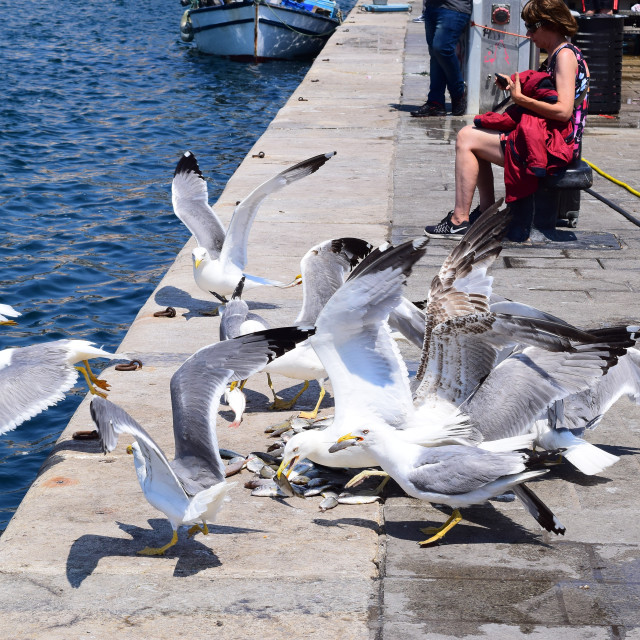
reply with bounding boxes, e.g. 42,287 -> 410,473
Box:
3,150 -> 640,554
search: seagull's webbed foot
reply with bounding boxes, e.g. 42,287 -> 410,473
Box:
137,530 -> 179,556
187,522 -> 209,538
268,377 -> 309,411
75,365 -> 108,398
418,509 -> 463,546
298,386 -> 326,420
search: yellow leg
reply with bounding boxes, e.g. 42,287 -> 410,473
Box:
83,360 -> 110,391
187,522 -> 209,538
239,379 -> 247,390
138,529 -> 179,556
268,376 -> 309,411
418,509 -> 463,546
298,385 -> 326,420
345,469 -> 389,490
75,366 -> 108,398
229,380 -> 238,392
0,320 -> 17,326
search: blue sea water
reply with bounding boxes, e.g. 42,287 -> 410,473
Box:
0,0 -> 347,533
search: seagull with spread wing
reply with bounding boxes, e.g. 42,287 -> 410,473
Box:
171,151 -> 335,303
91,326 -> 312,555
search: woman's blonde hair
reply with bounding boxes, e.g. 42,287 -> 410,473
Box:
522,0 -> 579,37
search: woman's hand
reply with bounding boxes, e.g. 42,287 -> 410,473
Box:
506,72 -> 524,105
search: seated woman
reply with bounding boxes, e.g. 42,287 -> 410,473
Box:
424,0 -> 590,239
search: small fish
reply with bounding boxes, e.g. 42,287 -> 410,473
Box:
260,465 -> 276,479
306,477 -> 331,488
219,448 -> 246,459
491,492 -> 516,503
246,457 -> 265,473
244,478 -> 274,489
337,493 -> 382,505
309,415 -> 334,429
224,460 -> 245,477
273,472 -> 296,498
251,484 -> 288,498
270,424 -> 293,438
227,456 -> 245,465
289,417 -> 313,431
319,495 -> 339,511
267,443 -> 284,458
249,451 -> 281,465
264,417 -> 293,434
303,484 -> 333,497
290,475 -> 310,486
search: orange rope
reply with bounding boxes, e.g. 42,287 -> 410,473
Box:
470,21 -> 530,39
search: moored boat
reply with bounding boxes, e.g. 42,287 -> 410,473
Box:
180,0 -> 342,61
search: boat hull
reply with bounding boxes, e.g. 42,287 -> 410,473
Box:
188,1 -> 340,61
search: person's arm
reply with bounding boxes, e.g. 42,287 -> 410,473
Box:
506,48 -> 578,122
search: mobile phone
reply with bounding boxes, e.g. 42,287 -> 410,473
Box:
495,73 -> 509,90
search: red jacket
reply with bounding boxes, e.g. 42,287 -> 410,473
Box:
474,70 -> 574,202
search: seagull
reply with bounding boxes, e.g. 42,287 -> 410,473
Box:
330,426 -> 566,545
276,238 -> 484,483
0,340 -> 118,436
261,237 -> 373,417
0,304 -> 20,326
90,326 -> 313,555
408,205 -> 638,474
171,150 -> 335,303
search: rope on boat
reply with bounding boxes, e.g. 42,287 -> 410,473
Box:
261,0 -> 341,38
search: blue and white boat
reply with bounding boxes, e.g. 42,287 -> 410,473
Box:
180,0 -> 342,61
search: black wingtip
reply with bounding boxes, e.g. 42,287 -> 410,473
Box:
281,151 -> 336,182
174,150 -> 203,178
330,237 -> 374,268
245,326 -> 316,362
514,483 -> 566,535
346,237 -> 428,283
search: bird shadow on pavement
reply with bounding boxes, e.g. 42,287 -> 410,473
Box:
312,517 -> 381,534
154,285 -> 278,320
66,519 -> 263,588
385,502 -> 555,548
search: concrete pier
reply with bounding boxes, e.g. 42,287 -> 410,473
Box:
2,4 -> 640,638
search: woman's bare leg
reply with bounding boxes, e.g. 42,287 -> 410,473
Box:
450,126 -> 504,225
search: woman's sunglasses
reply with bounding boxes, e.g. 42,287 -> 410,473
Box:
525,21 -> 544,33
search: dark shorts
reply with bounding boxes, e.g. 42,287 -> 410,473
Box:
582,0 -> 614,12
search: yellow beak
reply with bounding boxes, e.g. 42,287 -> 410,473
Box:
276,455 -> 298,479
195,258 -> 202,269
126,445 -> 133,455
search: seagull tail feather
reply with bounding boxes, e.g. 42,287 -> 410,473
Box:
562,441 -> 620,476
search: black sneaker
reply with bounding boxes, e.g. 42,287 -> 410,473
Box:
451,88 -> 467,116
468,205 -> 483,226
411,101 -> 446,117
424,211 -> 469,238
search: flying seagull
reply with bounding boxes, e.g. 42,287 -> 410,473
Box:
0,340 -> 118,436
171,150 -> 335,303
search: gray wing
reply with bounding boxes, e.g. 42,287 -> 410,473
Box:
171,327 -> 314,482
554,346 -> 640,432
407,445 -> 523,495
461,329 -> 634,440
0,342 -> 78,435
312,239 -> 427,429
89,397 -> 189,498
295,237 -> 373,327
414,313 -> 604,408
172,151 -> 226,258
220,152 -> 335,271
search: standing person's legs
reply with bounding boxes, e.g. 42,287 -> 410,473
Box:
425,6 -> 448,108
428,8 -> 470,105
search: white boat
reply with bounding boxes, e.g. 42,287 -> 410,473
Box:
180,0 -> 342,61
